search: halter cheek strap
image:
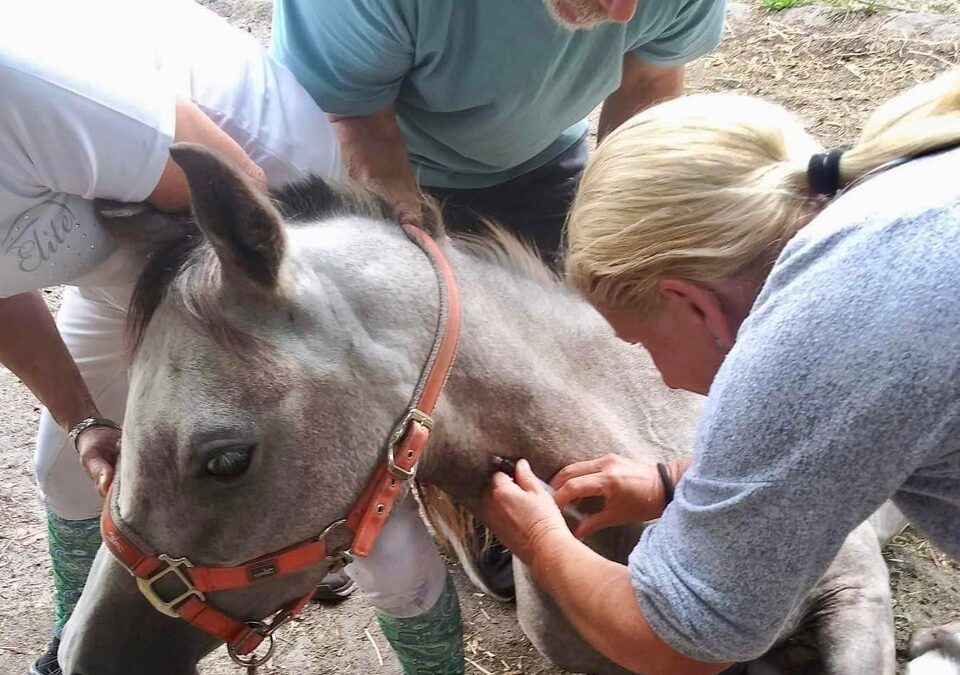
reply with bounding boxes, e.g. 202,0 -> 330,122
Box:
98,223 -> 462,666
346,222 -> 462,556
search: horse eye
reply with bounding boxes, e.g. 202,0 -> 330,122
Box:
205,446 -> 253,478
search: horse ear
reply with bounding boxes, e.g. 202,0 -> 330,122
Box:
169,142 -> 284,290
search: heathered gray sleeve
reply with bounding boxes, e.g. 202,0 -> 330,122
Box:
628,199 -> 960,663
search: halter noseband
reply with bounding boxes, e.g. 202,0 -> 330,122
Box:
99,223 -> 462,668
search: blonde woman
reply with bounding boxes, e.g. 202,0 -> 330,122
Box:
482,70 -> 960,674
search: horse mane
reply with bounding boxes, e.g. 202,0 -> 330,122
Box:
454,222 -> 561,288
126,177 -> 560,355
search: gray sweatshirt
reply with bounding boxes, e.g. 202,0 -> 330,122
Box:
629,147 -> 960,662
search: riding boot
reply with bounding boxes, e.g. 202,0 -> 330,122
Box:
376,573 -> 464,675
45,509 -> 101,638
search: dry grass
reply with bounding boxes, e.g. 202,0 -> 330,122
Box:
688,3 -> 960,146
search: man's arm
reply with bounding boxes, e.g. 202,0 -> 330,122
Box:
328,107 -> 421,221
0,292 -> 118,495
147,98 -> 267,212
598,55 -> 684,143
605,0 -> 726,142
271,0 -> 417,214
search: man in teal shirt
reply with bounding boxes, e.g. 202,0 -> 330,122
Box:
271,3 -> 725,670
272,0 -> 726,262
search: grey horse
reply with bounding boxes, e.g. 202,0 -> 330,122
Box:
60,144 -> 906,675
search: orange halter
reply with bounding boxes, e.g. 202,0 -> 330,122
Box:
100,223 -> 462,668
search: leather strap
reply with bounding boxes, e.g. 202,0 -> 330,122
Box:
102,497 -> 331,592
188,541 -> 330,591
100,497 -> 164,576
348,223 -> 462,556
101,489 -> 325,656
176,596 -> 266,654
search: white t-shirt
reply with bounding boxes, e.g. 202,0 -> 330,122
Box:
0,0 -> 342,297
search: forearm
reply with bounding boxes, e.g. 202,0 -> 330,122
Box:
329,107 -> 421,213
148,98 -> 266,213
598,61 -> 684,143
0,292 -> 98,431
532,529 -> 725,675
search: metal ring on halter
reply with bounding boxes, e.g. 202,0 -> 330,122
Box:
317,518 -> 348,542
227,622 -> 276,668
317,518 -> 355,568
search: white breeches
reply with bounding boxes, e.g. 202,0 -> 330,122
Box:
345,494 -> 450,618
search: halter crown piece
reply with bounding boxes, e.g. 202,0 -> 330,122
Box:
807,148 -> 846,197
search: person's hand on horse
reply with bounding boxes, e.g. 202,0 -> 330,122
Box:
552,453 -> 680,539
395,199 -> 423,229
77,425 -> 121,498
482,458 -> 574,568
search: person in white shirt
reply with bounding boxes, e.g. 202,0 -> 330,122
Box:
0,2 -> 347,672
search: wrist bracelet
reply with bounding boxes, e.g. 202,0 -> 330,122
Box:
68,417 -> 121,452
656,462 -> 676,506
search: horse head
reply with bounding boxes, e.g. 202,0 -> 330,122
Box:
60,144 -> 446,674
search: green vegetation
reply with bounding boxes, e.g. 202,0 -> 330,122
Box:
759,0 -> 907,12
760,0 -> 806,10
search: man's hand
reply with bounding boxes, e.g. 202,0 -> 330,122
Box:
76,425 -> 121,498
482,459 -> 574,567
395,200 -> 423,228
552,453 -> 683,538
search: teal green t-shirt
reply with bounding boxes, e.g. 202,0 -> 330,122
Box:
272,0 -> 725,189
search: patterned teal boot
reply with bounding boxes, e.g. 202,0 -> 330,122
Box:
31,511 -> 100,674
45,510 -> 101,638
376,573 -> 464,675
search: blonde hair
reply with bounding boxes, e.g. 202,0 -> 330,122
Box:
566,68 -> 960,313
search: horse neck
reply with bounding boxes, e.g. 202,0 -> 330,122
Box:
419,249 -> 701,503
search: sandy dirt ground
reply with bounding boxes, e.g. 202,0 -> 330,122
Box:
2,2 -> 959,674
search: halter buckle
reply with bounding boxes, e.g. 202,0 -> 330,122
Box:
386,408 -> 434,480
136,554 -> 205,618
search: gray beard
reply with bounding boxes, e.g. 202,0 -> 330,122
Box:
543,0 -> 607,30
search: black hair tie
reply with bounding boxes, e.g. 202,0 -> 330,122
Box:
657,462 -> 676,507
807,148 -> 846,197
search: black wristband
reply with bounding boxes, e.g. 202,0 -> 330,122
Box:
656,462 -> 676,506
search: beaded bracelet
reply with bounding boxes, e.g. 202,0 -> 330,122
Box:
68,417 -> 121,452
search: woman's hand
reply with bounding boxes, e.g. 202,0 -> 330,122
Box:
76,425 -> 121,498
552,453 -> 686,538
482,459 -> 574,567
